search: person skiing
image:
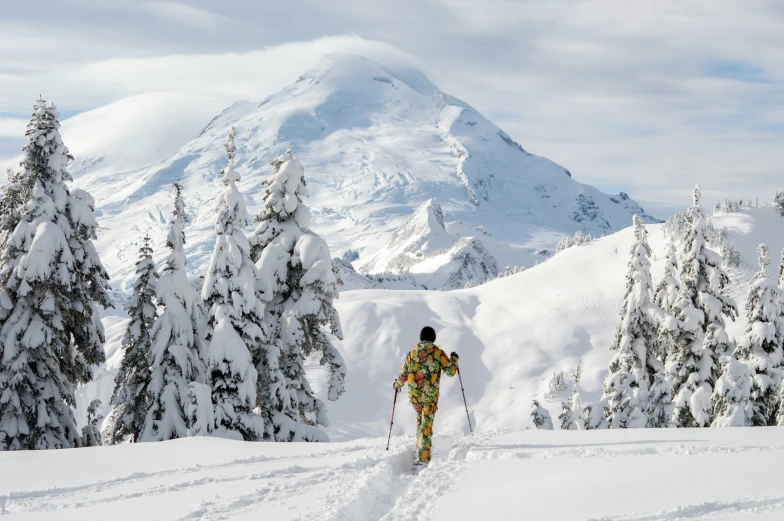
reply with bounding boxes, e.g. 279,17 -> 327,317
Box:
393,326 -> 459,465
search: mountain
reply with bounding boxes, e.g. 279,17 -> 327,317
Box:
359,198 -> 532,289
55,53 -> 657,293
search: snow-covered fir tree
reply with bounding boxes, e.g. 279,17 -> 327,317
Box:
569,364 -> 585,430
559,364 -> 584,430
0,168 -> 24,250
777,249 -> 784,426
734,244 -> 782,426
81,399 -> 104,447
68,186 -> 113,382
666,185 -> 737,428
558,400 -> 574,430
711,357 -> 753,427
583,401 -> 609,430
249,151 -> 345,441
778,249 -> 784,289
0,98 -> 109,450
647,374 -> 674,428
655,240 -> 680,317
107,235 -> 159,444
142,183 -> 207,441
530,400 -> 553,430
202,128 -> 265,441
602,215 -> 662,428
652,239 -> 679,427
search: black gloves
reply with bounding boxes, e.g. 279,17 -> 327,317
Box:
450,351 -> 459,360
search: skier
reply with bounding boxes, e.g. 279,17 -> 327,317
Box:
393,326 -> 459,466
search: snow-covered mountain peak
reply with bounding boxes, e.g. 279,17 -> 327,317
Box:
360,198 -> 451,274
292,53 -> 443,99
55,53 -> 659,291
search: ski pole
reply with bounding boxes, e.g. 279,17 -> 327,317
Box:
386,387 -> 399,450
457,367 -> 473,435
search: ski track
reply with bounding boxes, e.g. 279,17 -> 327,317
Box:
464,443 -> 784,462
5,429 -> 779,520
0,442 -> 380,516
584,495 -> 784,521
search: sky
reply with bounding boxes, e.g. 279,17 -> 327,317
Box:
2,0 -> 784,216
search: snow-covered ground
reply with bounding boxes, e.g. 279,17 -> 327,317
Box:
7,195 -> 783,518
3,427 -> 784,520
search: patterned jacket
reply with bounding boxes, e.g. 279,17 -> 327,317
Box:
394,341 -> 458,405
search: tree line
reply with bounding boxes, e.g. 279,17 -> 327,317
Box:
0,99 -> 345,450
534,185 -> 784,429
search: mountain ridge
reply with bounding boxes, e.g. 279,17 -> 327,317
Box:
51,53 -> 657,292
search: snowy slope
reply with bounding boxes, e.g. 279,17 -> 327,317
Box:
75,206 -> 780,440
56,53 -> 657,293
3,427 -> 784,520
5,207 -> 782,520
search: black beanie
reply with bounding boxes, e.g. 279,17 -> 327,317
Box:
420,326 -> 436,342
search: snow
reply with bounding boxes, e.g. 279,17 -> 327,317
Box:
51,54 -> 658,293
4,428 -> 784,519
3,205 -> 784,515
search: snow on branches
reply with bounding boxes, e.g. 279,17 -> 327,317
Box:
732,244 -> 782,426
0,98 -> 110,450
602,215 -> 663,428
202,127 -> 265,441
107,234 -> 158,444
141,183 -> 207,442
249,152 -> 345,441
667,185 -> 737,428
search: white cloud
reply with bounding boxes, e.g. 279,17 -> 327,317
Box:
0,117 -> 26,139
2,0 -> 784,210
137,2 -> 229,30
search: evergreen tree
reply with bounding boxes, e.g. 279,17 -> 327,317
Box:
559,364 -> 584,431
0,99 -> 109,450
711,357 -> 753,427
81,399 -> 104,447
647,374 -> 674,428
202,127 -> 265,441
777,249 -> 784,426
569,364 -> 585,430
583,400 -> 609,430
734,244 -> 782,426
653,240 -> 679,427
778,249 -> 784,289
249,151 -> 345,441
0,168 -> 25,250
142,183 -> 207,441
667,185 -> 737,427
68,187 -> 113,382
558,401 -> 573,430
530,400 -> 553,430
655,240 -> 680,317
107,235 -> 158,444
602,215 -> 661,428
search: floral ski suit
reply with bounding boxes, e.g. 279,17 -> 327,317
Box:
394,342 -> 458,462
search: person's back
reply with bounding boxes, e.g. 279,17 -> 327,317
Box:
393,326 -> 459,465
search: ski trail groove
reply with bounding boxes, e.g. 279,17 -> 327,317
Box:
174,444 -> 410,521
584,495 -> 784,521
0,442 -> 377,510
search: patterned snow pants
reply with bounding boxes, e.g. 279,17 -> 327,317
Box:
412,402 -> 437,462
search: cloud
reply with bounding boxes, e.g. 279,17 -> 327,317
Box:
0,117 -> 26,138
2,0 -> 784,210
137,2 -> 229,30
